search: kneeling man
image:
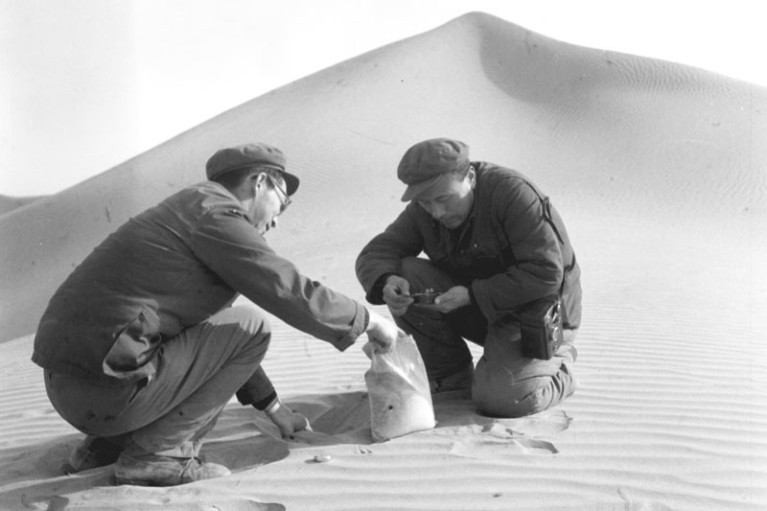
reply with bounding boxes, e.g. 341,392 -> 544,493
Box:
356,138 -> 581,417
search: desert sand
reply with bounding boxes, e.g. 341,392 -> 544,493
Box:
1,12 -> 766,510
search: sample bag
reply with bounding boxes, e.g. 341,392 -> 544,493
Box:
364,335 -> 436,442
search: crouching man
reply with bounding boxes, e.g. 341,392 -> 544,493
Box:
33,143 -> 400,486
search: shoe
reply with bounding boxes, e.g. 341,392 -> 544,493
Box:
556,343 -> 578,363
62,436 -> 123,474
556,329 -> 578,363
114,453 -> 231,486
430,363 -> 474,394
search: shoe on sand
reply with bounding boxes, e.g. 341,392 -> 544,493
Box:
114,453 -> 231,486
556,343 -> 578,363
62,436 -> 123,474
430,363 -> 474,394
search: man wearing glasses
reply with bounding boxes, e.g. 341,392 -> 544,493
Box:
32,143 -> 401,486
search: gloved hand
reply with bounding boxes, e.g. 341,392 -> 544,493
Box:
365,310 -> 402,353
265,399 -> 312,440
381,275 -> 414,316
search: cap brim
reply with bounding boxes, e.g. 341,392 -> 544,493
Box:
400,173 -> 450,202
282,171 -> 299,196
253,165 -> 298,195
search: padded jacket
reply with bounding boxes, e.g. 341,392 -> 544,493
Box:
33,181 -> 368,404
356,163 -> 581,329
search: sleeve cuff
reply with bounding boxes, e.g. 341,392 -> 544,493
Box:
235,366 -> 277,409
366,272 -> 397,304
467,283 -> 477,305
242,390 -> 278,410
334,301 -> 368,352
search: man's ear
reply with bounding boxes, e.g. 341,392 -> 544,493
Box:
250,172 -> 268,195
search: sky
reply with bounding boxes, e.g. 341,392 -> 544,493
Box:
1,0 -> 765,197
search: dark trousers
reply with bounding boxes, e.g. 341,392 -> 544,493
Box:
45,305 -> 271,457
394,257 -> 577,418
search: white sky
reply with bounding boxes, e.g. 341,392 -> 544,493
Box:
1,0 -> 765,196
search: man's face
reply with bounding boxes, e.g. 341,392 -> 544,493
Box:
415,169 -> 475,229
250,173 -> 291,235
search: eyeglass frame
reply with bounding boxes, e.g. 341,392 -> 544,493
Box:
264,173 -> 292,214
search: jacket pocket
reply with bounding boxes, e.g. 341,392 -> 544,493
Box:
103,307 -> 162,380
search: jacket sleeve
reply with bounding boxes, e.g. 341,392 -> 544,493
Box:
355,207 -> 424,304
471,180 -> 564,324
189,207 -> 368,352
236,366 -> 278,410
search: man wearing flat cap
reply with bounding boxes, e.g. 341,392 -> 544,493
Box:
356,138 -> 581,418
33,142 -> 401,486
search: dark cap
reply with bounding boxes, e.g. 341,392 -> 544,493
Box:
206,143 -> 300,195
397,138 -> 470,201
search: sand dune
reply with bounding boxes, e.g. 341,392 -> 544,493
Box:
1,12 -> 765,510
0,194 -> 45,217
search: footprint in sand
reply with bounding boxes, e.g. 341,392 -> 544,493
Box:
449,409 -> 572,458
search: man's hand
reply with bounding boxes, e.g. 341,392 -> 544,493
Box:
266,400 -> 311,440
365,309 -> 403,353
424,285 -> 471,314
382,275 -> 414,316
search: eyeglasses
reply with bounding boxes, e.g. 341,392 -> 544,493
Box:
266,175 -> 292,214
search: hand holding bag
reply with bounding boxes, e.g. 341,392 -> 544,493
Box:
364,334 -> 436,442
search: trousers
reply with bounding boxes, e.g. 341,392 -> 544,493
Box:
44,305 -> 271,457
394,257 -> 577,418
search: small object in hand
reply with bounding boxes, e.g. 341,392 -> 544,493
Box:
412,289 -> 440,305
312,454 -> 332,463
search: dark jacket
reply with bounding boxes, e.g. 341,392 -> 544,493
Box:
356,163 -> 581,329
33,181 -> 368,398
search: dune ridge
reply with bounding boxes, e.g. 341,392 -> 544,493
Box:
0,194 -> 46,217
2,13 -> 765,342
1,11 -> 765,510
